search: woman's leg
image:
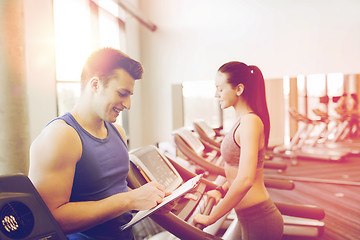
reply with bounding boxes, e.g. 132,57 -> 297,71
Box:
236,199 -> 283,240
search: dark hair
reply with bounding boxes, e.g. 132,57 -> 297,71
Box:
80,48 -> 143,89
218,61 -> 271,147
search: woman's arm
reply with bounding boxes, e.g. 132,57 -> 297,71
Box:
194,114 -> 264,226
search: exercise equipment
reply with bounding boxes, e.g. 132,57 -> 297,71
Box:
0,174 -> 68,240
313,108 -> 360,147
128,145 -> 325,239
194,120 -> 274,161
272,108 -> 349,161
193,120 -> 224,149
172,128 -> 326,238
127,145 -> 223,240
173,128 -> 290,183
265,174 -> 360,187
173,127 -> 224,176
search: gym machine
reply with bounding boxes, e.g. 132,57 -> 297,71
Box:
127,145 -> 224,240
272,108 -> 349,161
173,128 -> 289,177
128,145 -> 325,239
0,174 -> 68,240
193,120 -> 224,149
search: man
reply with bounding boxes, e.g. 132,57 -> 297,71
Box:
29,48 -> 168,239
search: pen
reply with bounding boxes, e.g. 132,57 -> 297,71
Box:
137,166 -> 151,182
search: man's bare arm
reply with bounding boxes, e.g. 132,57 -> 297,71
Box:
29,120 -> 167,234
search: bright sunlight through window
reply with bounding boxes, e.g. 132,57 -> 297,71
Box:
53,0 -> 92,81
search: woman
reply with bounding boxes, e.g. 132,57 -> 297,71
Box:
193,61 -> 283,240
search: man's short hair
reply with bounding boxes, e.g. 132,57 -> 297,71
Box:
80,48 -> 143,89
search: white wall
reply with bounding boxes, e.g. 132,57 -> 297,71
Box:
19,0 -> 360,149
134,0 -> 360,147
123,1 -> 145,149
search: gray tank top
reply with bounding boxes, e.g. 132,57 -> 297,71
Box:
221,118 -> 265,168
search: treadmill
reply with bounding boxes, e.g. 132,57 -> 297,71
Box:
272,108 -> 348,161
128,145 -> 325,239
312,108 -> 360,152
193,120 -> 223,149
128,145 -> 223,240
173,127 -> 289,176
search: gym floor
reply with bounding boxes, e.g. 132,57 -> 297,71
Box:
265,155 -> 360,240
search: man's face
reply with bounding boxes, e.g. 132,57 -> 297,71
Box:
94,68 -> 135,123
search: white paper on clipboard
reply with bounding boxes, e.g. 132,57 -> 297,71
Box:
120,174 -> 203,230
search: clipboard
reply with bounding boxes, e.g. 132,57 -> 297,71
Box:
120,173 -> 203,230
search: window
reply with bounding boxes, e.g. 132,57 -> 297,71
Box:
327,73 -> 344,116
285,73 -> 347,142
297,73 -> 344,119
53,0 -> 126,125
283,76 -> 290,145
98,0 -> 127,49
181,81 -> 236,132
182,81 -> 220,128
306,74 -> 326,119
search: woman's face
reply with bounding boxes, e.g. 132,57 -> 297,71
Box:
215,71 -> 238,109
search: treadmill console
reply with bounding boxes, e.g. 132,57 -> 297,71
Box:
174,128 -> 205,154
129,145 -> 183,192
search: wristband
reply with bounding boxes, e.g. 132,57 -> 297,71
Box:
215,185 -> 226,198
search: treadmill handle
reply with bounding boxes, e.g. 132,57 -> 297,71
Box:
195,197 -> 216,229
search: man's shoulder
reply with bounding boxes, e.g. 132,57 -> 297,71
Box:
30,118 -> 82,165
45,118 -> 79,137
32,119 -> 81,148
110,123 -> 128,144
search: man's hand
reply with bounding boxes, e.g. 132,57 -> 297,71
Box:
130,182 -> 170,211
155,200 -> 176,215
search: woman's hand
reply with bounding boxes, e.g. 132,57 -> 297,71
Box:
207,190 -> 222,204
193,188 -> 225,229
193,214 -> 212,229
